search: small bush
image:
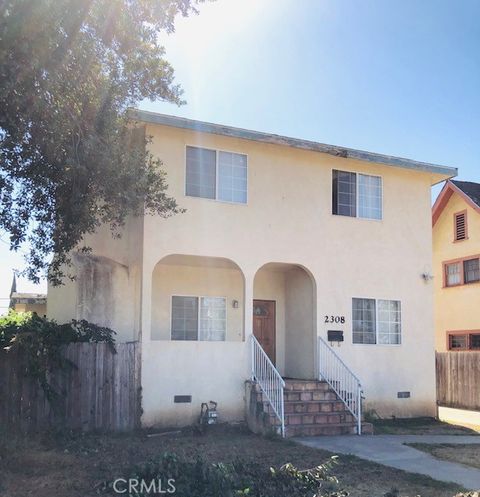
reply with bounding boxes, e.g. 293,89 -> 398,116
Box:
103,452 -> 348,497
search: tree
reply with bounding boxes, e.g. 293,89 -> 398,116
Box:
0,0 -> 200,284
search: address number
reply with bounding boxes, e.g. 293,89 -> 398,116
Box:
324,315 -> 345,324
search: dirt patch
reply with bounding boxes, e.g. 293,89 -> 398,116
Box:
0,425 -> 464,497
371,417 -> 480,435
407,443 -> 480,471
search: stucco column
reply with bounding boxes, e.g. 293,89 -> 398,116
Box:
243,269 -> 254,340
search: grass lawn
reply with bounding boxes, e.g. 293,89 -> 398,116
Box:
371,417 -> 480,436
0,424 -> 466,497
407,443 -> 480,471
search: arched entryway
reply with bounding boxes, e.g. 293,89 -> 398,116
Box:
253,263 -> 317,379
151,254 -> 245,342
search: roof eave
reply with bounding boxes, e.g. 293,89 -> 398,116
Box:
129,109 -> 458,179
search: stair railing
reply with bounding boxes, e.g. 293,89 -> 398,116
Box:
317,336 -> 363,435
250,335 -> 285,437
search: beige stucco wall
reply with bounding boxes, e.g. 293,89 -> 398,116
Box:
285,267 -> 316,380
433,191 -> 480,351
47,215 -> 144,343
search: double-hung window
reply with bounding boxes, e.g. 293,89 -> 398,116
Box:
444,256 -> 480,287
171,296 -> 226,341
352,298 -> 401,345
332,170 -> 382,220
186,146 -> 247,203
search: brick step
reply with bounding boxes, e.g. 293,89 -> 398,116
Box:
255,389 -> 338,403
285,423 -> 358,438
283,380 -> 330,392
269,411 -> 354,426
262,400 -> 346,415
285,390 -> 338,402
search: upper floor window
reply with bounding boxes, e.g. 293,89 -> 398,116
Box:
444,256 -> 480,287
454,210 -> 468,242
185,146 -> 247,204
332,170 -> 382,220
352,297 -> 401,345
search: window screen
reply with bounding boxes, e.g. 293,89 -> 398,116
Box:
358,174 -> 382,220
333,170 -> 356,217
464,258 -> 480,284
171,296 -> 198,340
449,334 -> 468,350
377,300 -> 401,345
471,334 -> 480,349
352,298 -> 376,344
185,146 -> 216,199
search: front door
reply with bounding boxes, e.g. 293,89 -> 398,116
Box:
253,300 -> 276,364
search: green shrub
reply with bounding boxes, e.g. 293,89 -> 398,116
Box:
0,310 -> 116,401
103,452 -> 348,497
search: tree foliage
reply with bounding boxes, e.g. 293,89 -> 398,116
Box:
0,0 -> 199,283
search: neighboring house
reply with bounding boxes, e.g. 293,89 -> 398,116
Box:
9,274 -> 47,316
433,180 -> 480,352
47,111 -> 456,435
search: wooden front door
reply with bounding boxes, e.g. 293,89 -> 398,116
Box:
253,300 -> 276,364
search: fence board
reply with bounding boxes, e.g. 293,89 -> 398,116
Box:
436,351 -> 480,411
0,342 -> 140,432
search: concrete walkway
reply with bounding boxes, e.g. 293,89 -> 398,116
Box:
295,435 -> 480,490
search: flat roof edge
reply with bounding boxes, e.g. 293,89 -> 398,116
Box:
130,109 -> 458,178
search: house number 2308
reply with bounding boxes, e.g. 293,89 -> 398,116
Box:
324,315 -> 345,324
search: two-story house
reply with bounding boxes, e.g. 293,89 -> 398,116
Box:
433,180 -> 480,352
47,110 -> 456,436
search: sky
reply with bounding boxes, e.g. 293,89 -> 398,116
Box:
1,0 -> 479,312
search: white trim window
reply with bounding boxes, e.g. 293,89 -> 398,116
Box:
353,298 -> 401,345
171,296 -> 226,341
186,146 -> 247,204
332,170 -> 383,220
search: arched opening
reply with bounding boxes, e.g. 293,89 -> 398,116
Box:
253,263 -> 317,379
151,254 -> 245,342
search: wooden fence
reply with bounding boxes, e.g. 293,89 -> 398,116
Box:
0,342 -> 141,432
436,351 -> 480,411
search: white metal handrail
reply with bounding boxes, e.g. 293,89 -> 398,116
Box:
317,336 -> 363,435
250,335 -> 285,437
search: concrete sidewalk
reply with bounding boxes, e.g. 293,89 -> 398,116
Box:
295,435 -> 480,490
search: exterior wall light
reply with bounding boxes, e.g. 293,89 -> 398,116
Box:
232,300 -> 239,308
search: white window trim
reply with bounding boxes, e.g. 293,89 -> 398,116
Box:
184,145 -> 249,205
331,168 -> 384,221
352,296 -> 402,346
170,294 -> 228,341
